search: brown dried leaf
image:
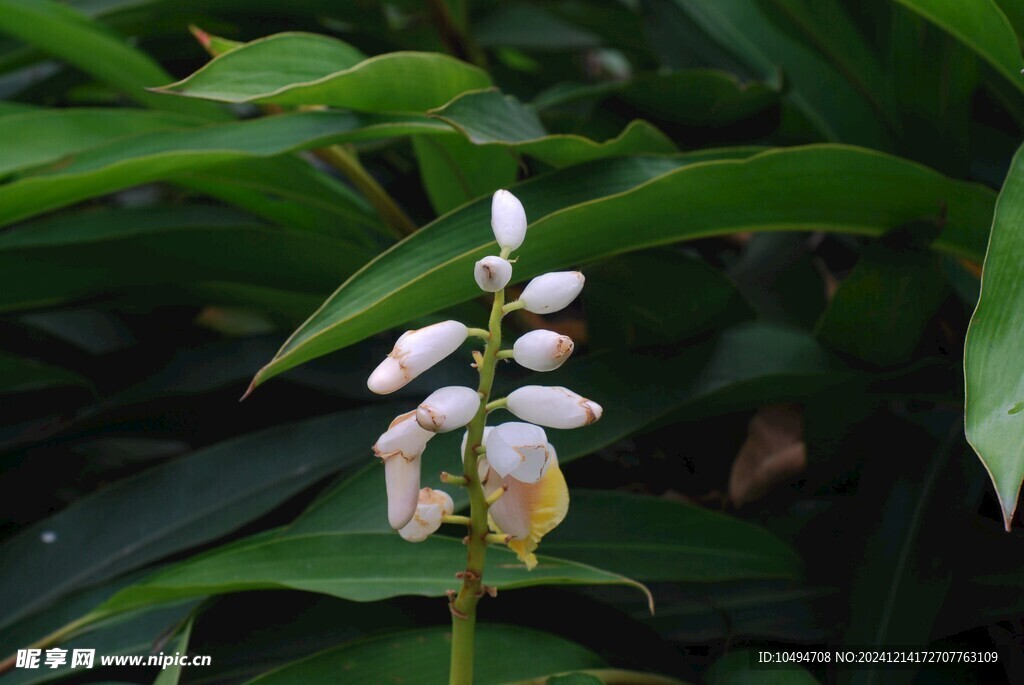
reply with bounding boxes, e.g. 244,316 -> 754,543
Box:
729,403 -> 807,507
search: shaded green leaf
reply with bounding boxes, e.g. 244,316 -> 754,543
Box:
669,0 -> 889,145
251,146 -> 995,388
242,626 -> 605,685
892,0 -> 1024,93
158,33 -> 491,111
87,533 -> 651,621
412,133 -> 518,215
431,89 -> 677,167
0,110 -> 448,227
542,490 -> 802,582
0,352 -> 90,394
0,206 -> 372,313
965,142 -> 1024,529
0,0 -> 224,118
0,403 -> 404,631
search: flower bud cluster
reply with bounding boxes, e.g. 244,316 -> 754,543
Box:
367,189 -> 602,569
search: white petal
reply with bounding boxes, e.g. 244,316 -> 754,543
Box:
484,422 -> 552,482
398,488 -> 455,542
416,386 -> 481,433
491,189 -> 527,251
474,256 -> 513,292
384,451 -> 421,529
518,272 -> 585,314
506,385 -> 603,429
461,426 -> 493,466
512,330 -> 574,372
367,321 -> 468,394
373,411 -> 435,460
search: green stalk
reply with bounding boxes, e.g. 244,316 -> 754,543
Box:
449,288 -> 504,685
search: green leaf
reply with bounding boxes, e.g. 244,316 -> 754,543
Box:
816,235 -> 949,366
152,617 -> 192,685
242,626 -> 605,685
0,108 -> 200,177
966,143 -> 1024,529
585,249 -> 754,347
251,146 -> 995,389
430,89 -> 678,167
542,490 -> 803,582
0,110 -> 448,227
0,403 -> 404,631
669,0 -> 889,145
473,4 -> 602,50
288,322 -> 849,535
533,70 -> 776,128
158,33 -> 491,111
706,649 -> 820,684
0,206 -> 373,313
891,0 -> 1024,93
993,0 -> 1024,47
0,351 -> 90,394
412,133 -> 519,215
86,533 -> 652,622
0,0 -> 224,118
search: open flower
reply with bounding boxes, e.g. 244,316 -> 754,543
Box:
367,321 -> 468,394
484,422 -> 553,483
506,385 -> 603,429
398,488 -> 454,542
373,411 -> 435,529
483,447 -> 569,570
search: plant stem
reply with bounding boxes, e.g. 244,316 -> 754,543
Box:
313,145 -> 417,239
449,288 -> 504,685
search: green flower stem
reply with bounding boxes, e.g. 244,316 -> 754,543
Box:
449,288 -> 504,685
442,515 -> 472,526
467,327 -> 490,339
501,300 -> 526,315
440,472 -> 467,486
485,397 -> 507,412
496,349 -> 515,360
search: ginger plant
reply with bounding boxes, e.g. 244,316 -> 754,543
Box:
367,190 -> 602,684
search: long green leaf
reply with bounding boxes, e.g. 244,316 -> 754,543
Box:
243,626 -> 605,685
891,0 -> 1024,93
0,108 -> 201,177
706,649 -> 820,684
85,533 -> 651,622
412,132 -> 519,215
669,0 -> 889,145
251,145 -> 995,389
0,403 -> 403,631
542,490 -> 802,582
0,111 -> 449,227
430,89 -> 677,167
0,352 -> 90,394
0,0 -> 224,118
0,207 -> 372,313
157,33 -> 491,111
965,142 -> 1024,529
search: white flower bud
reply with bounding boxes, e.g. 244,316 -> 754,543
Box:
506,385 -> 602,429
512,330 -> 574,372
474,256 -> 513,292
485,422 -> 553,483
517,272 -> 584,314
373,411 -> 434,529
416,386 -> 481,433
367,320 -> 468,394
398,487 -> 454,542
491,189 -> 527,251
